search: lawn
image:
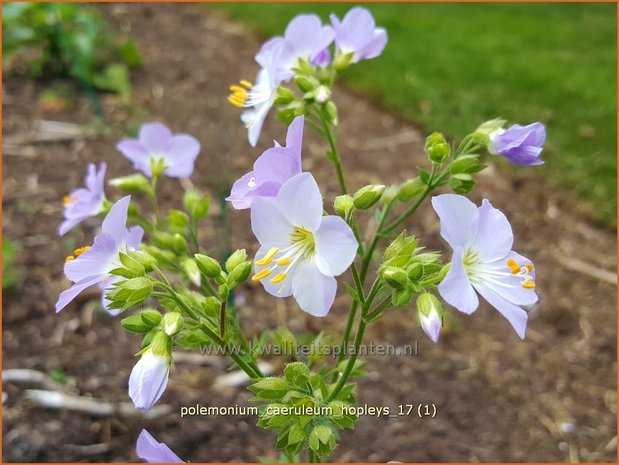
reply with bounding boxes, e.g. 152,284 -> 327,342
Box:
215,2 -> 617,226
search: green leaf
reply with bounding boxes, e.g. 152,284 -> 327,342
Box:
118,39 -> 142,67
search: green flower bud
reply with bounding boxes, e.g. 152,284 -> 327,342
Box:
353,184 -> 385,210
219,283 -> 230,301
274,86 -> 295,105
109,173 -> 151,194
309,425 -> 336,457
183,190 -> 210,219
407,262 -> 423,281
121,313 -> 152,333
172,233 -> 188,255
392,288 -> 412,307
425,132 -> 450,164
380,185 -> 399,205
107,277 -> 153,310
167,209 -> 190,233
381,266 -> 408,289
181,257 -> 201,286
151,231 -> 175,249
149,157 -> 167,179
194,254 -> 222,278
324,101 -> 338,126
283,362 -> 310,387
448,173 -> 476,194
162,312 -> 183,336
398,177 -> 425,201
127,250 -> 157,272
334,194 -> 355,217
229,261 -> 252,285
225,249 -> 248,273
294,75 -> 316,93
140,309 -> 162,327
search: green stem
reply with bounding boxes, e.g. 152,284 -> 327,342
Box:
148,176 -> 162,227
319,113 -> 347,195
381,165 -> 438,235
219,299 -> 227,338
327,280 -> 380,401
199,323 -> 262,379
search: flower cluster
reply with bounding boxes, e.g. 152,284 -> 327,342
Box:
228,7 -> 387,146
54,5 -> 548,463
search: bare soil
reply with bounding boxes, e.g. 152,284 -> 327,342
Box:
2,4 -> 616,463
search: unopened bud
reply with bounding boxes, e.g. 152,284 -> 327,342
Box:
398,177 -> 425,201
416,293 -> 443,343
381,267 -> 408,289
425,132 -> 450,164
353,184 -> 385,210
109,174 -> 151,194
225,249 -> 248,273
334,194 -> 355,217
229,261 -> 252,285
162,312 -> 183,336
194,254 -> 222,278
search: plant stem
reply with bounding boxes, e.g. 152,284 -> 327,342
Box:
319,113 -> 347,195
381,165 -> 438,235
219,299 -> 227,338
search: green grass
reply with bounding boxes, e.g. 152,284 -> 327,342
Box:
215,3 -> 616,226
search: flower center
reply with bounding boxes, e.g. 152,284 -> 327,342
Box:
463,249 -> 535,289
251,227 -> 316,291
65,245 -> 90,262
228,80 -> 253,108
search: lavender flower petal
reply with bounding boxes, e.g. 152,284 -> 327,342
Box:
314,216 -> 358,276
136,429 -> 184,463
438,248 -> 479,314
431,194 -> 479,250
291,260 -> 337,317
128,352 -> 170,411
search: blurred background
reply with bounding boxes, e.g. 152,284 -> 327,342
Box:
2,2 -> 616,462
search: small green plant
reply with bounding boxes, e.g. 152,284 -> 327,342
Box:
3,2 -> 142,105
2,238 -> 21,290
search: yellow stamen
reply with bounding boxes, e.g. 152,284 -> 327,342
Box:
525,263 -> 534,272
65,255 -> 75,262
229,85 -> 248,95
73,246 -> 91,256
63,194 -> 78,206
506,258 -> 520,274
256,247 -> 279,266
270,272 -> 286,284
252,268 -> 272,282
227,96 -> 245,108
522,281 -> 536,289
276,257 -> 292,266
228,80 -> 252,108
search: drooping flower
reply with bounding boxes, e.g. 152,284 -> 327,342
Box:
55,196 -> 144,314
250,173 -> 357,316
116,123 -> 201,178
432,194 -> 538,339
279,14 -> 334,68
416,293 -> 442,343
330,7 -> 388,63
128,351 -> 170,411
227,116 -> 304,209
136,429 -> 184,463
58,162 -> 107,236
488,122 -> 546,166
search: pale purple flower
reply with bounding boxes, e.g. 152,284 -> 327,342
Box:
419,308 -> 442,343
227,116 -> 304,209
313,48 -> 332,67
232,15 -> 333,147
116,123 -> 200,178
280,14 -> 334,68
55,196 -> 144,314
235,39 -> 292,147
330,7 -> 387,63
129,351 -> 170,411
488,122 -> 546,166
432,194 -> 538,339
136,429 -> 184,463
250,173 -> 357,317
58,162 -> 107,236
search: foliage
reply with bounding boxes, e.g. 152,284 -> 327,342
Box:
3,2 -> 142,103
